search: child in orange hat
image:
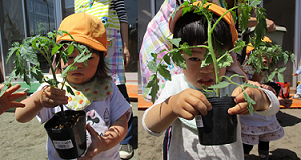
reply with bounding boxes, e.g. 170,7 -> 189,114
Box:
15,12 -> 131,160
142,2 -> 279,159
241,36 -> 285,160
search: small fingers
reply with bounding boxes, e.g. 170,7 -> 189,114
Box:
8,92 -> 27,102
228,102 -> 249,115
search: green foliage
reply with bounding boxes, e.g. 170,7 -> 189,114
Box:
145,0 -> 293,115
1,30 -> 92,97
244,37 -> 294,83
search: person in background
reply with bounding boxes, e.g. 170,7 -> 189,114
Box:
0,84 -> 26,115
242,36 -> 292,108
241,36 -> 286,160
74,0 -> 135,159
292,63 -> 301,99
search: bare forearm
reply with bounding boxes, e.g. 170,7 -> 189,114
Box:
101,114 -> 128,151
120,22 -> 128,49
144,97 -> 178,133
15,91 -> 43,123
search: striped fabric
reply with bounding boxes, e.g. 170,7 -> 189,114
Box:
75,0 -> 127,85
105,29 -> 126,85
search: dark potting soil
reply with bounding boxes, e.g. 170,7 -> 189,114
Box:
54,113 -> 84,129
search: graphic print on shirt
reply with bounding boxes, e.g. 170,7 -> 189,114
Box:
101,17 -> 109,28
104,108 -> 110,126
86,110 -> 100,125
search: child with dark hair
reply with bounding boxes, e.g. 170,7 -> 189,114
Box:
142,2 -> 279,159
15,12 -> 131,160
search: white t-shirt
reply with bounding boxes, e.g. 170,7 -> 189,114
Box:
36,80 -> 131,160
142,73 -> 279,160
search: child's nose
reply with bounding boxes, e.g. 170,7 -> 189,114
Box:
199,63 -> 214,72
74,62 -> 84,68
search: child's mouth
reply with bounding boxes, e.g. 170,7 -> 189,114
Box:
72,73 -> 84,77
198,78 -> 213,87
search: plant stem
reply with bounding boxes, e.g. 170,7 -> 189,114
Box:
205,12 -> 220,97
37,43 -> 66,120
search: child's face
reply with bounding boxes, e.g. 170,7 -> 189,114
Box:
182,47 -> 226,90
61,44 -> 100,84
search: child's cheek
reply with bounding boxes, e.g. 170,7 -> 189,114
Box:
218,67 -> 227,77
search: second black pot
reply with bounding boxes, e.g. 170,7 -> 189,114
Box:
196,96 -> 237,145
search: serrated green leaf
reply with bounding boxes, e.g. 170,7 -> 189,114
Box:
233,39 -> 245,54
66,85 -> 75,95
146,74 -> 156,88
249,0 -> 262,7
147,60 -> 157,73
169,38 -> 181,48
243,91 -> 255,115
268,72 -> 276,81
7,47 -> 19,63
23,73 -> 31,86
208,81 -> 230,89
45,79 -> 57,87
147,75 -> 159,103
163,54 -> 171,65
158,64 -> 171,81
31,67 -> 44,83
290,54 -> 295,62
243,83 -> 258,89
51,44 -> 62,56
171,50 -> 187,69
217,53 -> 233,68
277,73 -> 284,83
151,53 -> 157,59
277,67 -> 286,73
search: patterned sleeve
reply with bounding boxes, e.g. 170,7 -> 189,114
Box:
110,0 -> 128,23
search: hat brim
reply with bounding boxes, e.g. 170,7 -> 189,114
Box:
57,34 -> 108,57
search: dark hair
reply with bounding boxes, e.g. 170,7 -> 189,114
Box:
173,11 -> 233,50
55,42 -> 110,80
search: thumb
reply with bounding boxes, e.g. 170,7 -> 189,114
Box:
86,123 -> 98,137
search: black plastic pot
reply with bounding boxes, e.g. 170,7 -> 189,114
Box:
44,110 -> 86,159
196,96 -> 237,145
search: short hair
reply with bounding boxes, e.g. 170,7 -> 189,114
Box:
173,11 -> 233,50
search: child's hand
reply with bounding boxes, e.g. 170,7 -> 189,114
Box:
0,84 -> 26,115
292,73 -> 298,76
230,87 -> 270,115
169,88 -> 212,119
39,86 -> 68,108
78,124 -> 103,160
279,98 -> 292,108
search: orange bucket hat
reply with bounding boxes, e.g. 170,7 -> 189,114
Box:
56,12 -> 107,56
169,1 -> 238,45
246,36 -> 272,55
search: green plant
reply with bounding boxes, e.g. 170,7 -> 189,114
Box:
146,0 -> 292,115
1,30 -> 92,119
244,37 -> 294,82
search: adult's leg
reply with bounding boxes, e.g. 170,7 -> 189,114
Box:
117,84 -> 134,159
